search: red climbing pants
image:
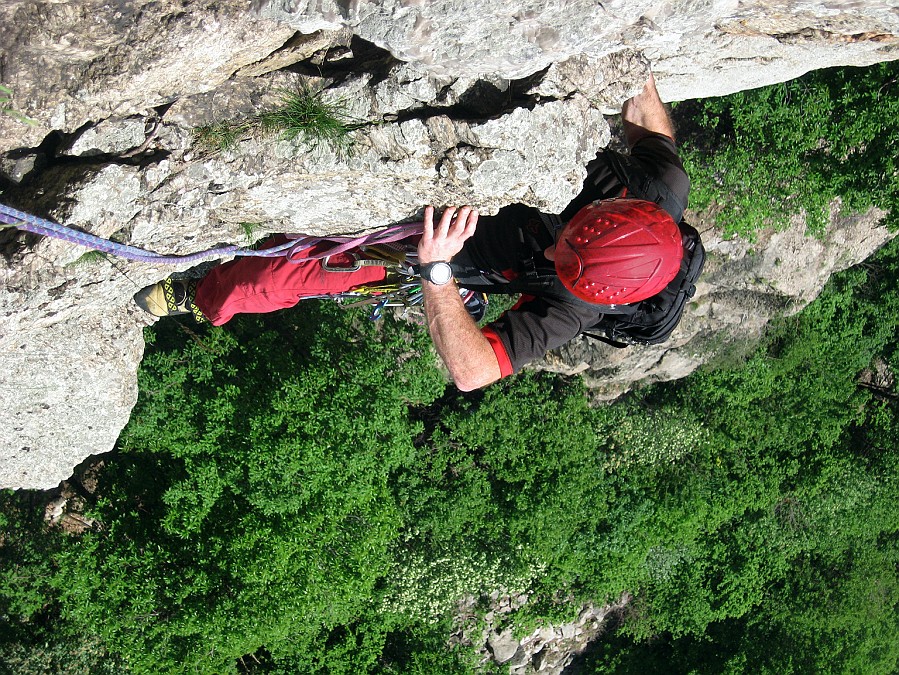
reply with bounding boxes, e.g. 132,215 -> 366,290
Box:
193,236 -> 388,326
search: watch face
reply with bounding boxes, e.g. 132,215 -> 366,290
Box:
426,262 -> 453,285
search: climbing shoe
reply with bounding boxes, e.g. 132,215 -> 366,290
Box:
133,278 -> 207,322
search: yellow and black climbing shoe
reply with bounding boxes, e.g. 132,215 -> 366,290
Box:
134,278 -> 207,322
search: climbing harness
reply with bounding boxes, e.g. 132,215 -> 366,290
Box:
314,241 -> 426,319
309,240 -> 486,323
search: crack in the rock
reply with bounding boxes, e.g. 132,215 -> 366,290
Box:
39,148 -> 171,177
277,34 -> 556,127
1,122 -> 172,190
0,121 -> 173,260
284,34 -> 403,89
771,28 -> 895,44
240,30 -> 306,73
383,70 -> 550,128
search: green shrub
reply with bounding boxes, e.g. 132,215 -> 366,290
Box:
0,491 -> 122,674
586,236 -> 899,670
258,85 -> 361,151
51,304 -> 445,672
677,61 -> 899,237
194,83 -> 361,154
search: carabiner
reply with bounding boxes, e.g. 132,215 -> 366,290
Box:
322,253 -> 363,272
369,298 -> 388,321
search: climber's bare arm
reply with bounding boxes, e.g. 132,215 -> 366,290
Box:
622,72 -> 676,147
418,206 -> 502,391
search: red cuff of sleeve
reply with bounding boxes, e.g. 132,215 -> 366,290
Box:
482,326 -> 514,379
511,294 -> 535,311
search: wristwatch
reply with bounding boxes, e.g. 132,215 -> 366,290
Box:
420,261 -> 454,286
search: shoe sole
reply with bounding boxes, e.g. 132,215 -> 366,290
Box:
133,280 -> 191,317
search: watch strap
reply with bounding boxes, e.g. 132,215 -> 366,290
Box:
420,261 -> 454,285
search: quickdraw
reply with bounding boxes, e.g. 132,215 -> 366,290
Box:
317,243 -> 426,320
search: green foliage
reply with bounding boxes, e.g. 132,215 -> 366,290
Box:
382,547 -> 543,621
588,531 -> 899,675
66,250 -> 110,267
4,233 -> 899,669
602,402 -> 710,470
0,491 -> 122,674
678,61 -> 899,237
251,618 -> 476,674
239,222 -> 263,246
193,83 -> 361,154
51,304 -> 445,672
393,373 -> 617,601
193,120 -> 248,152
0,492 -> 57,624
583,238 -> 899,671
0,633 -> 121,675
257,85 -> 361,152
377,623 -> 477,675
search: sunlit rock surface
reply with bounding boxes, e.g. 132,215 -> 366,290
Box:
1,0 -> 898,488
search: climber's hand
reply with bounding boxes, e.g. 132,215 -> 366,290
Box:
417,205 -> 478,265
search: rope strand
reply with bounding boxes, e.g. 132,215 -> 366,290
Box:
0,203 -> 423,264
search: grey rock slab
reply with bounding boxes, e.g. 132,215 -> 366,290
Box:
647,3 -> 899,102
487,628 -> 521,664
560,624 -> 577,640
0,152 -> 46,184
0,0 -> 296,153
260,0 -> 899,103
263,0 -> 631,79
533,648 -> 569,672
0,306 -> 146,490
235,28 -> 353,78
752,205 -> 891,304
529,49 -> 650,114
457,98 -> 610,212
4,0 -> 899,159
469,593 -> 631,673
65,117 -> 149,157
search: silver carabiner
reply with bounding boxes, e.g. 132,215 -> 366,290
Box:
322,253 -> 363,272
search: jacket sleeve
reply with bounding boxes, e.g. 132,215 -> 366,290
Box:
482,295 -> 595,375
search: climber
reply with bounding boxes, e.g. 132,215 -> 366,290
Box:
135,72 -> 691,391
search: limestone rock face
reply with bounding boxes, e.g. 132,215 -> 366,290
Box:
0,0 -> 297,152
263,0 -> 899,100
1,1 -> 898,488
455,592 -> 632,674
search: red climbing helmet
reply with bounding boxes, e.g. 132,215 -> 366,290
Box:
554,199 -> 683,305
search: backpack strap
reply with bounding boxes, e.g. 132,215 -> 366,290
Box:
538,212 -> 564,238
602,151 -> 687,224
458,273 -> 556,297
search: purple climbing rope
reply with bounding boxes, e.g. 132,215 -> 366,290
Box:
0,202 -> 424,264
